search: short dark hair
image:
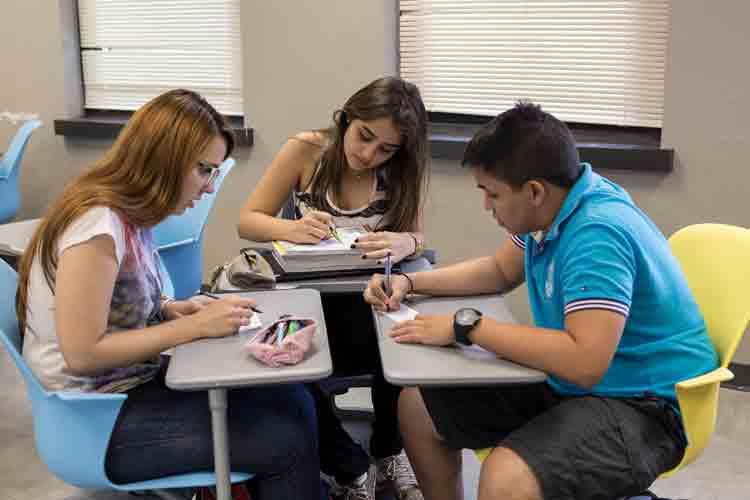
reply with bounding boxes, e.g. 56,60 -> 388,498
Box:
462,101 -> 581,189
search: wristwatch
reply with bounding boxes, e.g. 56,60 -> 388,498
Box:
453,307 -> 483,345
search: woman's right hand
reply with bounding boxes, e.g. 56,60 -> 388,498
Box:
190,295 -> 257,339
288,210 -> 334,244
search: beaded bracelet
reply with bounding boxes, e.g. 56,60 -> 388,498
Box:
160,295 -> 176,317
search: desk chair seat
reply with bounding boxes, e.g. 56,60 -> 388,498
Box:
154,157 -> 235,299
0,259 -> 251,493
474,223 -> 750,498
0,119 -> 42,223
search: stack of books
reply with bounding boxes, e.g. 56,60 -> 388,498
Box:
271,226 -> 384,274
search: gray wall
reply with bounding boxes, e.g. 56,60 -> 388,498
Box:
1,0 -> 748,361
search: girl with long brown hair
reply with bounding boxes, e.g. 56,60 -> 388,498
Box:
17,89 -> 318,499
238,76 -> 429,500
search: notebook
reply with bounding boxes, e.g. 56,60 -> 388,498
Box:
271,226 -> 384,274
248,247 -> 398,283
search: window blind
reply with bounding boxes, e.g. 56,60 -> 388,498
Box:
400,0 -> 670,127
78,0 -> 242,115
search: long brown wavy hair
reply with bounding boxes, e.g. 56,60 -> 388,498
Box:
310,76 -> 429,232
16,89 -> 234,334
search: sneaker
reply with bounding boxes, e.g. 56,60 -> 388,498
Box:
330,464 -> 376,500
376,450 -> 423,500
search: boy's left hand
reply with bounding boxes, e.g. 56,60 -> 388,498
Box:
389,314 -> 455,346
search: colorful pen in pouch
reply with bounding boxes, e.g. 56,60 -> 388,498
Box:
274,321 -> 288,346
286,320 -> 300,336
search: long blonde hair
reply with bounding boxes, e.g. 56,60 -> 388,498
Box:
16,89 -> 234,333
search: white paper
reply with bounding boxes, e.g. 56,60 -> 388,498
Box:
239,312 -> 262,333
384,303 -> 419,323
279,227 -> 365,253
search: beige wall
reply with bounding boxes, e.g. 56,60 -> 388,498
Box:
1,1 -> 748,361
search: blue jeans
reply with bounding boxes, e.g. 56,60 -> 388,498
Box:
105,368 -> 319,500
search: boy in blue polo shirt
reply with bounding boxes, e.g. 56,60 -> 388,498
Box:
363,102 -> 718,500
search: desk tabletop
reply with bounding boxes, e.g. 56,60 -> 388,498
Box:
0,217 -> 40,256
166,288 -> 332,391
374,294 -> 546,386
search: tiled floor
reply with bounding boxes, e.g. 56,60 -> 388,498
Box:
2,347 -> 748,500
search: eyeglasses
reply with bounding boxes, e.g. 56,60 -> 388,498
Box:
197,160 -> 221,188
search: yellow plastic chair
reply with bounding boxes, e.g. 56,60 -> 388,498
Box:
660,223 -> 750,476
476,223 -> 750,481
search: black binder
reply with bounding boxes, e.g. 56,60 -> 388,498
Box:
247,247 -> 399,283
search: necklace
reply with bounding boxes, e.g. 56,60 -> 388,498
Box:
350,168 -> 372,181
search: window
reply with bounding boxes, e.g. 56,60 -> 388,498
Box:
77,0 -> 243,116
400,0 -> 670,128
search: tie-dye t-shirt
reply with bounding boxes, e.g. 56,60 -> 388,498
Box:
22,207 -> 165,392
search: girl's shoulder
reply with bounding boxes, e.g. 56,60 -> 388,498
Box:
290,130 -> 329,150
287,132 -> 329,183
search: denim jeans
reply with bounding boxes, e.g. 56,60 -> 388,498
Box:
105,368 -> 319,500
312,291 -> 404,483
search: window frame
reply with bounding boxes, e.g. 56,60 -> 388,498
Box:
53,0 -> 253,146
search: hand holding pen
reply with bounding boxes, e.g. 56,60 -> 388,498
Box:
187,293 -> 260,339
364,268 -> 412,312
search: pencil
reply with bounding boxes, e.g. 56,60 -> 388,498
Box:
199,291 -> 263,314
329,223 -> 344,244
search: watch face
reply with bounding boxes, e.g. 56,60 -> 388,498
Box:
455,308 -> 481,326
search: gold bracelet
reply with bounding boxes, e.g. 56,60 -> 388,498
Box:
407,232 -> 424,258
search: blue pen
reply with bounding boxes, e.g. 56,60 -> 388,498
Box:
384,253 -> 392,296
275,321 -> 287,346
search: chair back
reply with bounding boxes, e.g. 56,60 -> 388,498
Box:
0,260 -> 251,490
668,223 -> 750,367
0,119 -> 42,223
0,258 -> 45,396
154,157 -> 235,298
659,223 -> 750,477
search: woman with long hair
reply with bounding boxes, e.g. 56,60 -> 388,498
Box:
18,89 -> 319,500
238,76 -> 429,500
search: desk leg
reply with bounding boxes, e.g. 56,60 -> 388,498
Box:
208,388 -> 232,500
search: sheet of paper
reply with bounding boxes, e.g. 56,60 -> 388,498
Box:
384,303 -> 419,323
239,312 -> 262,333
279,227 -> 365,253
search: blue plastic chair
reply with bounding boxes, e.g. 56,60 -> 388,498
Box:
0,259 -> 251,492
154,157 -> 236,299
0,119 -> 42,223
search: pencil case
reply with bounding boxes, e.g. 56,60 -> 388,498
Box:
243,315 -> 317,367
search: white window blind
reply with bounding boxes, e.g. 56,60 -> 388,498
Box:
400,1 -> 670,127
78,0 -> 243,115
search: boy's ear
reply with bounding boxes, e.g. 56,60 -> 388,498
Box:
526,180 -> 547,207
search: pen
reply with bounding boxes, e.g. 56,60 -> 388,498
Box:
275,321 -> 288,346
199,291 -> 263,314
286,320 -> 300,336
384,253 -> 392,296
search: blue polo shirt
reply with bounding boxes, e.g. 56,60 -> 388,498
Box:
512,164 -> 718,404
